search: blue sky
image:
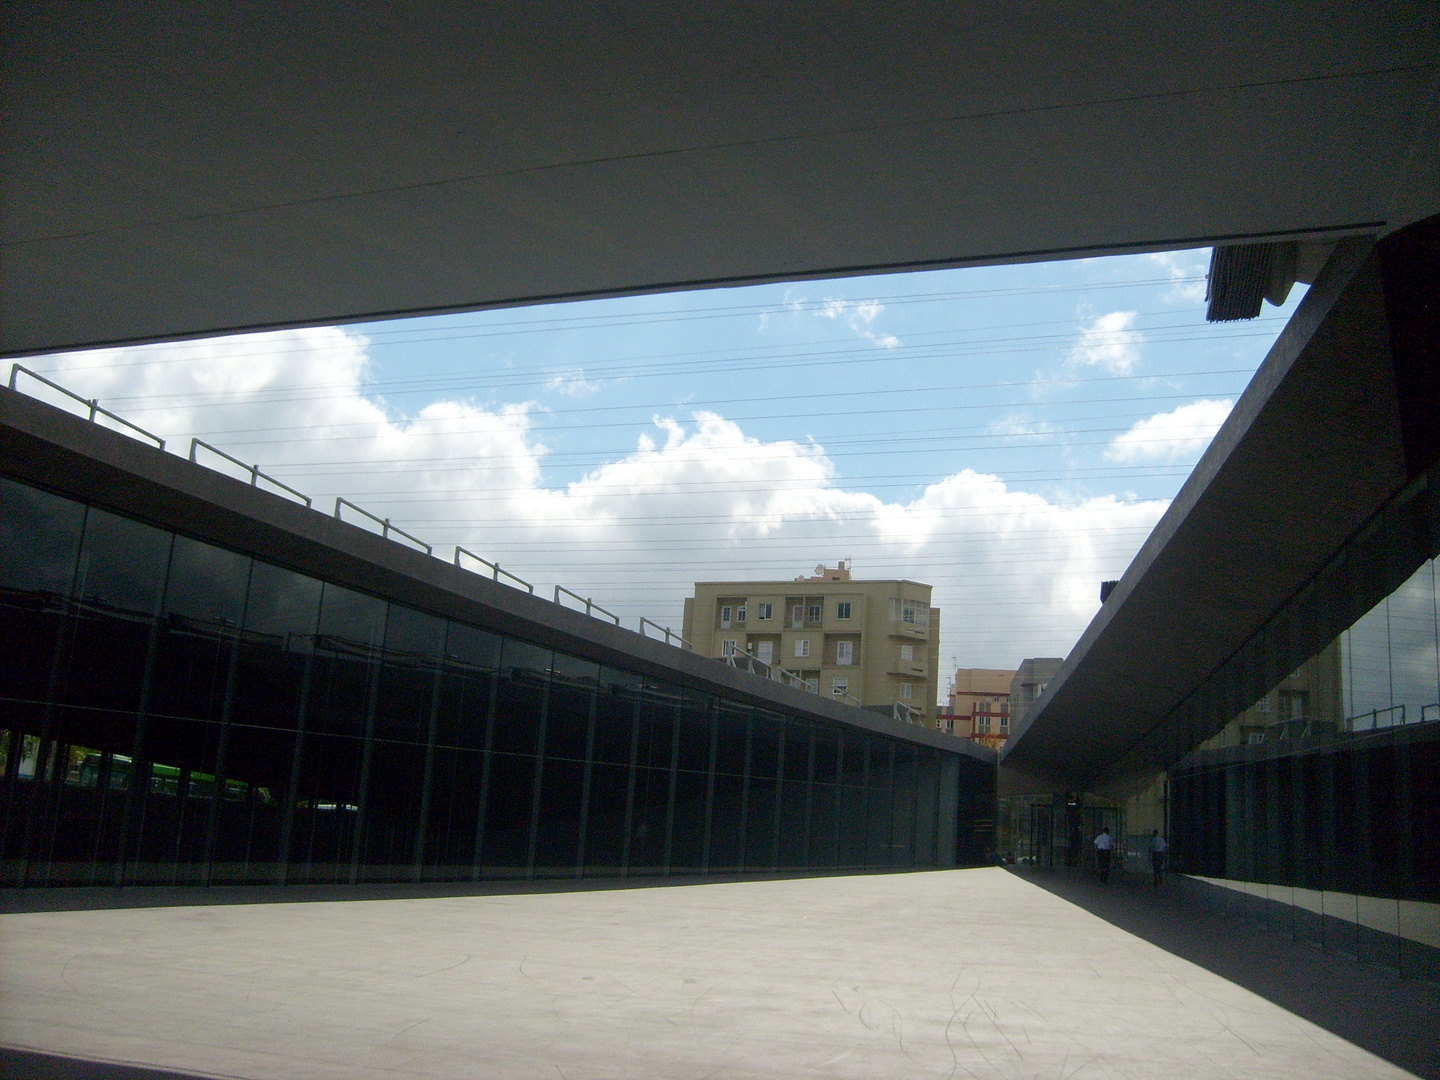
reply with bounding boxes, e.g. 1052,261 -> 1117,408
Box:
25,248 -> 1304,685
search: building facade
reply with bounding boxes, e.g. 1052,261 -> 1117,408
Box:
681,563 -> 941,727
947,668 -> 1015,747
0,390 -> 997,890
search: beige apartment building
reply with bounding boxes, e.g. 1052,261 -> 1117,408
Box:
681,561 -> 941,725
946,668 -> 1015,747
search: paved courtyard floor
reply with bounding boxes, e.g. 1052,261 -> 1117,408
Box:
2,867 -> 1435,1079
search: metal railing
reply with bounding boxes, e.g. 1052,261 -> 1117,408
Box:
189,438 -> 312,507
453,547 -> 534,594
9,364 -> 166,449
1344,704 -> 1406,732
893,701 -> 924,725
640,617 -> 692,650
333,497 -> 432,555
555,584 -> 620,625
9,365 -> 705,658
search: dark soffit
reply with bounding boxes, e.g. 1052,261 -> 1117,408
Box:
3,2 -> 1438,355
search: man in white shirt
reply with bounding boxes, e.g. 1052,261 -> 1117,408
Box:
1094,828 -> 1113,884
1150,829 -> 1168,888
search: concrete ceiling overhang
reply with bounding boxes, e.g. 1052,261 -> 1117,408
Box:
1000,223 -> 1439,789
4,2 -> 1439,356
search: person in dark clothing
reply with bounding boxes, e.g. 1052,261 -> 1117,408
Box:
1150,829 -> 1168,887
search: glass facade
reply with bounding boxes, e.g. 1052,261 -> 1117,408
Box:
999,473 -> 1440,978
1168,556 -> 1440,901
0,475 -> 992,889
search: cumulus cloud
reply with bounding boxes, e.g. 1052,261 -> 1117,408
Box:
803,297 -> 900,349
21,328 -> 1170,672
544,367 -> 600,398
1069,311 -> 1145,375
1106,399 -> 1233,462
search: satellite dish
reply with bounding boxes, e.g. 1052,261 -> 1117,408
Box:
815,564 -> 826,576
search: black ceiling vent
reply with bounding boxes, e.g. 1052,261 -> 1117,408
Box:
1206,243 -> 1274,321
1205,241 -> 1303,322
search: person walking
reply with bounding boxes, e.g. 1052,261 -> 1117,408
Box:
1150,829 -> 1168,887
1094,827 -> 1113,884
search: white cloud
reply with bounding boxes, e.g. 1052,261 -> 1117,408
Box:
806,297 -> 900,349
1145,249 -> 1210,305
1069,311 -> 1145,375
1106,399 -> 1233,462
22,328 -> 1170,673
988,414 -> 1056,440
543,367 -> 600,398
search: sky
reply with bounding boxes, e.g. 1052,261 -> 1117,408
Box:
18,248 -> 1305,694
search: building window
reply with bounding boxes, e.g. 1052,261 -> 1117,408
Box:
976,716 -> 991,733
898,682 -> 912,699
720,605 -> 731,627
795,638 -> 810,658
757,603 -> 773,620
831,677 -> 848,698
804,678 -> 819,693
807,603 -> 822,623
837,641 -> 854,666
900,644 -> 914,662
791,605 -> 804,628
890,598 -> 928,626
999,716 -> 1009,731
836,601 -> 852,620
737,605 -> 746,623
756,641 -> 773,664
721,639 -> 737,657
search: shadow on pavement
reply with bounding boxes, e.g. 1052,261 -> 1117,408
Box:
1007,865 -> 1440,1080
0,1048 -> 215,1079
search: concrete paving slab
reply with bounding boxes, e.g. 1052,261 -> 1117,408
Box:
0,868 -> 1423,1079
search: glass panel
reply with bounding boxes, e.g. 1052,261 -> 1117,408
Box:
480,752 -> 535,877
242,560 -> 324,640
675,690 -> 713,773
628,766 -> 669,872
707,772 -> 744,872
493,640 -> 550,757
866,737 -> 894,867
376,605 -> 445,745
544,653 -> 597,762
533,757 -> 585,876
593,667 -> 641,766
582,761 -> 630,876
635,681 -> 678,771
0,482 -> 84,728
890,741 -> 918,867
71,507 -> 171,616
163,535 -> 250,626
714,701 -> 749,776
0,476 -> 84,595
777,719 -> 810,868
421,746 -> 485,880
61,508 -> 172,718
670,769 -> 707,873
437,622 -> 499,751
